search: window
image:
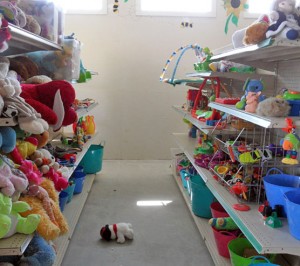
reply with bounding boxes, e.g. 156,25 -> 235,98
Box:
136,0 -> 216,17
245,0 -> 272,18
54,0 -> 107,14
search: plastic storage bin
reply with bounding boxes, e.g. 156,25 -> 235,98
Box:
210,202 -> 229,218
79,144 -> 104,174
263,168 -> 300,217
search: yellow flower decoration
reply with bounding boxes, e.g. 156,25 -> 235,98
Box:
223,0 -> 249,34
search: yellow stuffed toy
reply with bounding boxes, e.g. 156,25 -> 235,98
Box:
19,178 -> 69,241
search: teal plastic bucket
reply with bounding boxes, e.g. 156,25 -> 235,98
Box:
263,168 -> 300,217
72,172 -> 86,194
79,144 -> 104,174
59,191 -> 69,211
284,190 -> 300,240
190,174 -> 215,218
179,169 -> 189,189
63,182 -> 76,203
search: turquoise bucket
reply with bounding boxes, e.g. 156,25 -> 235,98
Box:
190,174 -> 215,218
63,182 -> 76,203
79,143 -> 104,174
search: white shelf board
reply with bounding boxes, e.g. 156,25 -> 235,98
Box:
54,174 -> 95,266
0,234 -> 33,256
209,102 -> 300,128
173,133 -> 300,256
172,172 -> 231,266
76,102 -> 99,118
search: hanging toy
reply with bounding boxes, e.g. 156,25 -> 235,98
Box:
281,118 -> 300,165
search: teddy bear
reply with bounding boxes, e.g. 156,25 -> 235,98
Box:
266,0 -> 300,40
100,223 -> 134,244
0,155 -> 28,201
23,15 -> 41,36
20,80 -> 77,131
8,56 -> 39,82
243,15 -> 270,45
0,192 -> 41,239
19,178 -> 69,241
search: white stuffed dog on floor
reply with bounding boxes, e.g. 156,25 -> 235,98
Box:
100,223 -> 134,244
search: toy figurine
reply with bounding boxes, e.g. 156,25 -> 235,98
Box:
245,91 -> 261,113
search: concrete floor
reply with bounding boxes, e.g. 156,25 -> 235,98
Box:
62,160 -> 214,266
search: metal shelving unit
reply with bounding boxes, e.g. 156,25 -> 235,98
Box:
173,133 -> 300,257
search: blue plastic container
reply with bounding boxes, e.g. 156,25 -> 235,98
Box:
284,190 -> 300,240
263,168 -> 300,217
79,144 -> 104,174
63,182 -> 76,203
288,100 -> 300,116
190,174 -> 215,218
179,169 -> 189,189
72,172 -> 86,194
59,191 -> 69,211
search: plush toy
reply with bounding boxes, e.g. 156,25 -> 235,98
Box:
243,15 -> 270,45
0,155 -> 28,201
25,75 -> 52,84
18,233 -> 56,266
0,192 -> 40,239
245,91 -> 262,113
0,17 -> 11,53
9,136 -> 38,164
23,15 -> 41,36
0,1 -> 26,28
8,56 -> 39,82
266,0 -> 300,40
18,160 -> 43,186
209,217 -> 239,230
0,127 -> 16,153
31,131 -> 50,149
21,80 -> 77,131
19,178 -> 69,241
256,97 -> 291,116
100,223 -> 134,244
30,148 -> 59,174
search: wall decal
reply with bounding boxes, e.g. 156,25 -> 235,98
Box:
223,0 -> 249,34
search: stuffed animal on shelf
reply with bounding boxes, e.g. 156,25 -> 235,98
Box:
8,56 -> 39,82
245,91 -> 261,113
0,127 -> 16,154
18,233 -> 56,266
23,15 -> 41,36
243,15 -> 270,45
0,16 -> 11,53
266,0 -> 300,40
21,80 -> 77,131
100,223 -> 134,244
0,192 -> 41,239
256,97 -> 291,117
19,178 -> 69,241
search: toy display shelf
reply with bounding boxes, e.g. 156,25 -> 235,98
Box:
75,102 -> 99,118
209,102 -> 300,129
3,23 -> 62,56
210,38 -> 300,71
0,234 -> 33,256
172,132 -> 300,257
186,70 -> 275,85
172,105 -> 236,135
54,174 -> 95,266
171,166 -> 231,265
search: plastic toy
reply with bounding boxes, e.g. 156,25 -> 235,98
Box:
245,91 -> 261,113
239,149 -> 262,164
236,79 -> 266,110
265,212 -> 282,228
208,217 -> 239,230
193,47 -> 213,72
283,90 -> 300,100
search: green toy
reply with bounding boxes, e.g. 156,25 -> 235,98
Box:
0,193 -> 41,239
265,212 -> 282,228
209,217 -> 239,230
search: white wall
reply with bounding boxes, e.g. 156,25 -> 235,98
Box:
64,1 -> 255,159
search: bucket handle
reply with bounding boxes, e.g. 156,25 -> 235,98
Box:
266,168 -> 284,176
99,140 -> 105,147
249,255 -> 271,264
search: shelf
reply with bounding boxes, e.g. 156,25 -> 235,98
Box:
0,234 -> 33,256
172,133 -> 300,256
54,174 -> 95,266
208,102 -> 300,128
3,23 -> 62,56
76,102 -> 99,118
172,171 -> 231,266
211,38 -> 300,71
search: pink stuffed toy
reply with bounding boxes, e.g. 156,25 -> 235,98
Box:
245,91 -> 261,113
44,167 -> 68,192
20,80 -> 78,131
18,160 -> 43,186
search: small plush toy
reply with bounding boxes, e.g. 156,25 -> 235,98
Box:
243,15 -> 270,45
100,223 -> 134,244
0,192 -> 41,239
0,127 -> 16,153
23,15 -> 41,36
266,0 -> 300,40
0,17 -> 11,53
21,80 -> 77,131
245,91 -> 261,113
8,56 -> 39,81
19,178 -> 69,241
18,233 -> 56,266
209,217 -> 239,230
256,97 -> 291,117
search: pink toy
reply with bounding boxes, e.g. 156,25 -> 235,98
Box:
245,91 -> 261,113
18,160 -> 43,186
44,167 -> 68,192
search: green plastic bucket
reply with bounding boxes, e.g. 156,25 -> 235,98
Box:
228,238 -> 276,266
190,174 -> 215,218
80,143 -> 104,174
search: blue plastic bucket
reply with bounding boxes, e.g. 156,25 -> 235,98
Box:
190,174 -> 215,218
59,191 -> 69,211
263,168 -> 300,217
79,144 -> 104,174
63,182 -> 76,203
284,190 -> 300,240
72,172 -> 86,194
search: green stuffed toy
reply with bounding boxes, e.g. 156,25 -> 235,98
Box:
0,192 -> 41,238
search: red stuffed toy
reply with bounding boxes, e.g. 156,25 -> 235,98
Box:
20,80 -> 78,131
